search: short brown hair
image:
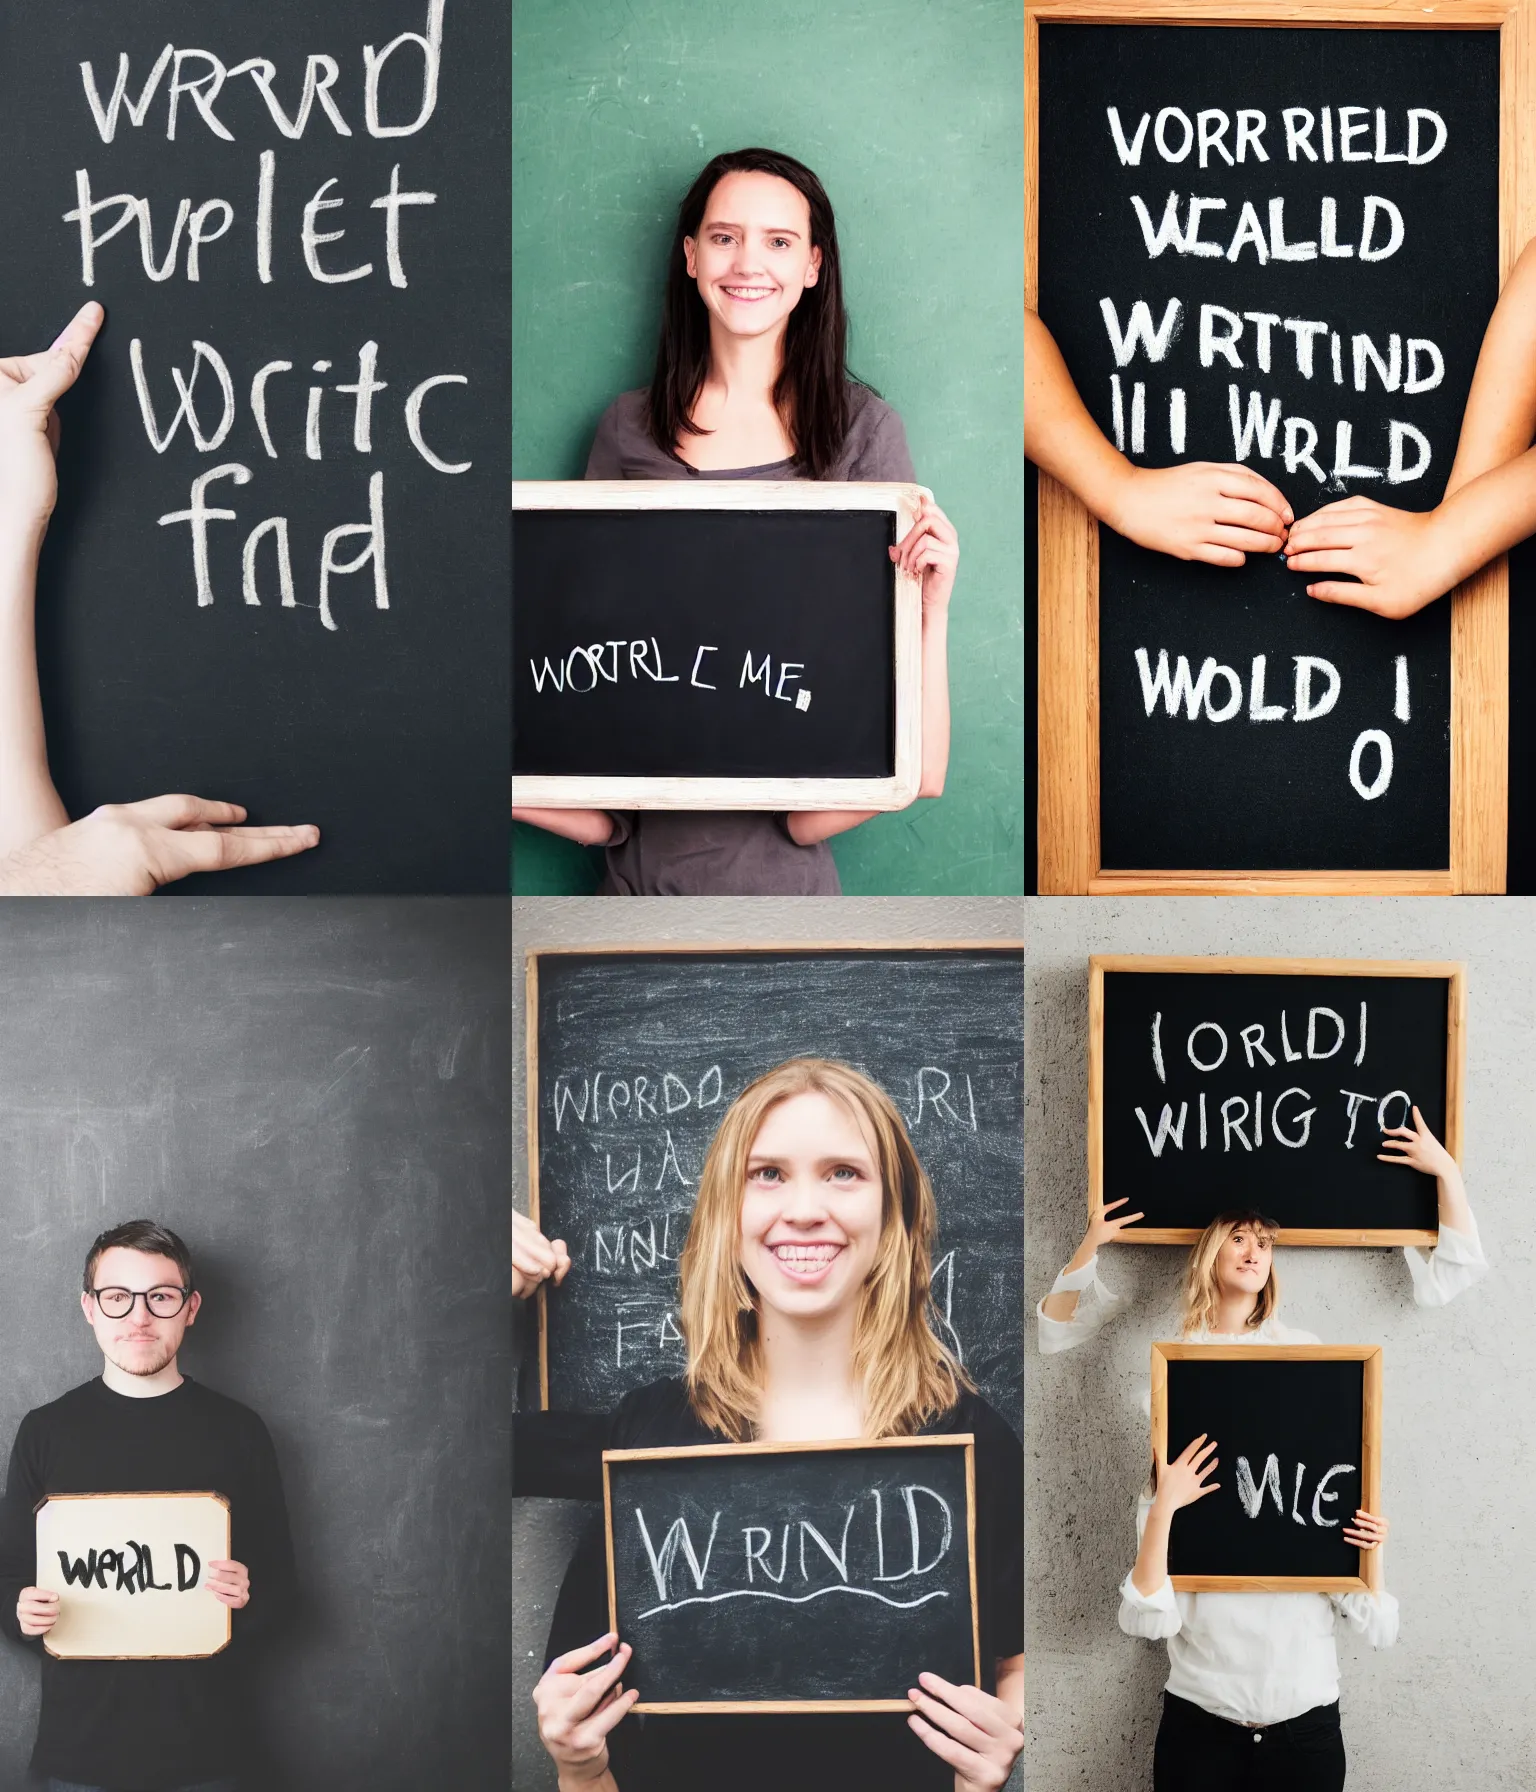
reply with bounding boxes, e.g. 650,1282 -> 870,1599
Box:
83,1221 -> 194,1295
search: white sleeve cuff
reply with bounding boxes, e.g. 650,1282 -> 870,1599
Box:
1050,1256 -> 1102,1294
1117,1571 -> 1181,1638
1334,1586 -> 1400,1648
1036,1257 -> 1125,1355
1403,1216 -> 1489,1308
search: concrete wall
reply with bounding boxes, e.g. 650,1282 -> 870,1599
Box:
513,897 -> 1024,1789
1024,899 -> 1536,1791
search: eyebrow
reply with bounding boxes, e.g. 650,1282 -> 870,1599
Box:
701,220 -> 803,239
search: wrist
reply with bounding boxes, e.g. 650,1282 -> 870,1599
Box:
1098,457 -> 1140,536
0,518 -> 47,570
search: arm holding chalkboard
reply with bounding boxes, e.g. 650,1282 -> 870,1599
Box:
1036,1198 -> 1140,1354
1380,1107 -> 1489,1307
0,308 -> 320,893
1025,311 -> 1291,566
1287,239 -> 1536,619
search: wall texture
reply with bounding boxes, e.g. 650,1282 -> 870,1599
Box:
1025,899 -> 1536,1791
511,0 -> 1024,896
513,896 -> 1024,1790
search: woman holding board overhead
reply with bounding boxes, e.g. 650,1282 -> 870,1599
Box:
512,149 -> 958,895
517,1059 -> 1024,1791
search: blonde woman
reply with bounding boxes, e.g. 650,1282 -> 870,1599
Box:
1037,1105 -> 1486,1355
519,1058 -> 1024,1792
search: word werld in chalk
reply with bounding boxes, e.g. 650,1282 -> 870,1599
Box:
56,1540 -> 201,1594
528,643 -> 811,709
1233,1457 -> 1356,1528
628,1483 -> 954,1618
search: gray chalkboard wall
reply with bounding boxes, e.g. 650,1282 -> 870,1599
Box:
531,948 -> 1025,1427
0,900 -> 509,1789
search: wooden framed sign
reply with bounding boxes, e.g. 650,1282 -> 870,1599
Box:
511,481 -> 924,810
1028,1 -> 1536,893
603,1435 -> 980,1713
1088,956 -> 1464,1243
36,1491 -> 231,1660
1151,1343 -> 1383,1592
526,943 -> 1025,1419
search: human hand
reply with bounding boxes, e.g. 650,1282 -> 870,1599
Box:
1153,1435 -> 1221,1515
0,302 -> 103,543
514,1211 -> 572,1299
1081,1196 -> 1145,1257
16,1587 -> 59,1637
1378,1105 -> 1456,1181
906,1672 -> 1024,1792
892,495 -> 959,612
1284,497 -> 1456,618
1343,1509 -> 1389,1553
1108,462 -> 1291,565
0,796 -> 319,895
533,1633 -> 638,1780
205,1559 -> 250,1610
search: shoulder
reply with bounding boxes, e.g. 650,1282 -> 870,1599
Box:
595,388 -> 650,437
22,1379 -> 105,1429
840,383 -> 915,481
610,1376 -> 717,1450
1264,1320 -> 1322,1346
180,1378 -> 277,1442
924,1391 -> 1022,1468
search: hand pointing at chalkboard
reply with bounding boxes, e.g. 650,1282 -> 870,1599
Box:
1026,311 -> 1292,565
0,306 -> 320,892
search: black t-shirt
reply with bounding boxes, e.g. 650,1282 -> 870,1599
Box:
536,1378 -> 1023,1792
0,1376 -> 297,1790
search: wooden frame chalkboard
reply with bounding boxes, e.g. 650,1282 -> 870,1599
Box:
525,939 -> 1025,1413
1151,1343 -> 1383,1592
601,1434 -> 981,1713
1027,0 -> 1536,894
1087,955 -> 1465,1244
511,481 -> 925,810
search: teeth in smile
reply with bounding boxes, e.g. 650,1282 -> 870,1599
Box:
771,1244 -> 841,1263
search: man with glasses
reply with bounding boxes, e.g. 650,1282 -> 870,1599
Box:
0,1220 -> 296,1792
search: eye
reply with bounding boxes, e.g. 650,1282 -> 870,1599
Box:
711,233 -> 734,245
749,1164 -> 782,1184
769,236 -> 791,249
828,1164 -> 862,1182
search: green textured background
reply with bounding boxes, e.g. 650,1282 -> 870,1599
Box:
511,0 -> 1024,894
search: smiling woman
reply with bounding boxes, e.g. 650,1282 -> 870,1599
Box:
517,1057 -> 1024,1792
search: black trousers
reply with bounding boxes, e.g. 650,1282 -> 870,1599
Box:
1152,1691 -> 1347,1791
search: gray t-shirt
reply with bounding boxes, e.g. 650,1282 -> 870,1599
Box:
585,382 -> 917,897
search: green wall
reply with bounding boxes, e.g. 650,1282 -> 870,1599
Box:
512,0 -> 1024,895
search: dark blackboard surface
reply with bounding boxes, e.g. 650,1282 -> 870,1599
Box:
606,1439 -> 976,1706
512,508 -> 896,779
533,949 -> 1024,1423
1038,24 -> 1499,871
1166,1355 -> 1365,1582
0,3 -> 509,892
1102,968 -> 1447,1233
0,900 -> 509,1788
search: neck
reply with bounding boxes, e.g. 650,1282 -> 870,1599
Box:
1212,1291 -> 1259,1335
703,319 -> 786,406
758,1303 -> 861,1418
101,1357 -> 183,1398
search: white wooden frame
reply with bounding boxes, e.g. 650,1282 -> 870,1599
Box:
511,480 -> 926,810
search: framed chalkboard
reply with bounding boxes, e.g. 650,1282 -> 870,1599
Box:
1152,1344 -> 1383,1592
602,1435 -> 980,1712
511,482 -> 924,810
1028,1 -> 1536,894
527,944 -> 1025,1422
1088,956 -> 1464,1244
0,1 -> 510,893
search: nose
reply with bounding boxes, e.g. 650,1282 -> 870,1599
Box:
778,1174 -> 830,1223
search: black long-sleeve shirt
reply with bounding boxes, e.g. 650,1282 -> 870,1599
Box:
0,1375 -> 297,1789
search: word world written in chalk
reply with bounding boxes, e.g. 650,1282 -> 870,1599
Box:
1130,999 -> 1423,1158
56,1539 -> 203,1594
59,3 -> 473,630
529,640 -> 814,713
626,1482 -> 955,1619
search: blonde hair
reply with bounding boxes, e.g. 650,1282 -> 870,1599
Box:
679,1057 -> 971,1442
1180,1209 -> 1280,1337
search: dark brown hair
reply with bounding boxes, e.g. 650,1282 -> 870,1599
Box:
83,1220 -> 194,1294
645,147 -> 865,479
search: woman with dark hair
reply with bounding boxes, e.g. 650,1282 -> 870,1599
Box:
513,148 -> 958,895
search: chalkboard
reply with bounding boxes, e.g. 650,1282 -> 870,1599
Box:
0,2 -> 509,893
603,1436 -> 979,1711
512,483 -> 923,810
1090,957 -> 1462,1242
0,900 -> 509,1788
1153,1344 -> 1382,1592
1030,8 -> 1516,893
530,946 -> 1024,1423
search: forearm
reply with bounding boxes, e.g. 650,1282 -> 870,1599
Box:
1130,1503 -> 1173,1598
557,1769 -> 618,1792
512,807 -> 616,848
916,606 -> 949,798
0,529 -> 68,856
1445,236 -> 1536,494
1039,1238 -> 1098,1322
787,806 -> 875,846
1024,310 -> 1132,525
995,1654 -> 1024,1725
1436,1160 -> 1474,1236
1428,448 -> 1536,588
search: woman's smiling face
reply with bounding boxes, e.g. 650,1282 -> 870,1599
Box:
684,170 -> 822,343
738,1089 -> 883,1324
1214,1223 -> 1274,1299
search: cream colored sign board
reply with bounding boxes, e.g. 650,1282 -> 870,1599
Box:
36,1492 -> 231,1660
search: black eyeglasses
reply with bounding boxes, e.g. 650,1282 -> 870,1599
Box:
90,1286 -> 193,1319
